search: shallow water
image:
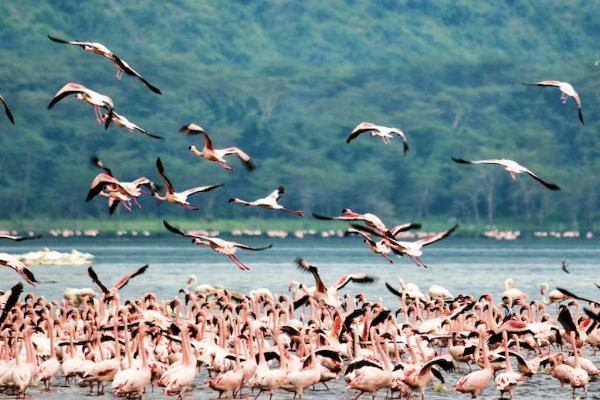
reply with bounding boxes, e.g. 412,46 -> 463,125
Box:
0,236 -> 598,399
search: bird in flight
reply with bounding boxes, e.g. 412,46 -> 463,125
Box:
451,157 -> 560,191
561,259 -> 570,274
346,122 -> 409,154
0,94 -> 15,124
48,82 -> 114,126
104,110 -> 163,139
48,35 -> 161,94
151,157 -> 223,210
522,80 -> 584,125
181,123 -> 256,171
229,186 -> 304,216
87,265 -> 149,301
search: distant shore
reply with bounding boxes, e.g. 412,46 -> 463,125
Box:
0,218 -> 594,240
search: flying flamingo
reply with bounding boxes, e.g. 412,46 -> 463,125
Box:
522,80 -> 584,124
103,110 -> 163,139
87,264 -> 148,301
163,220 -> 272,270
48,82 -> 114,126
48,35 -> 161,94
452,157 -> 560,190
346,122 -> 409,154
294,258 -> 376,308
345,227 -> 394,263
229,186 -> 304,216
152,157 -> 223,210
314,208 -> 420,236
0,94 -> 14,124
0,253 -> 38,286
181,123 -> 256,171
350,223 -> 459,268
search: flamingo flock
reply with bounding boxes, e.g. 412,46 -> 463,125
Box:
0,272 -> 596,399
0,21 -> 595,400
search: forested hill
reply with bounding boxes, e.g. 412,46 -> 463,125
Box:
0,1 -> 598,229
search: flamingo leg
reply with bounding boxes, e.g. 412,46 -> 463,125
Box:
217,161 -> 236,171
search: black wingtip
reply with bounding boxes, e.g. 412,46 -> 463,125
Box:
578,108 -> 585,125
277,186 -> 285,194
451,157 -> 470,164
244,160 -> 256,172
104,109 -> 113,130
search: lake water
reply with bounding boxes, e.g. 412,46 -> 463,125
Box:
0,236 -> 598,399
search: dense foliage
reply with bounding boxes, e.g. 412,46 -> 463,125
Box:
0,1 -> 598,230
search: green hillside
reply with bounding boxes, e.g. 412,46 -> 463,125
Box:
0,1 -> 598,230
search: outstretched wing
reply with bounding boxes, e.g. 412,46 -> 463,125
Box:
181,184 -> 224,197
388,222 -> 421,237
156,158 -> 174,194
416,224 -> 459,247
88,266 -> 110,294
90,155 -> 113,176
114,264 -> 149,290
295,258 -> 327,293
112,55 -> 162,94
523,169 -> 561,191
521,80 -> 562,88
392,128 -> 409,154
0,282 -> 23,327
266,186 -> 284,201
0,95 -> 15,124
332,274 -> 376,291
232,242 -> 273,251
163,220 -> 207,240
48,82 -> 87,109
346,122 -> 377,144
222,147 -> 256,171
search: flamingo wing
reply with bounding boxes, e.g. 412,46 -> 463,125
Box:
0,95 -> 14,124
114,264 -> 149,290
346,122 -> 377,143
47,83 -> 87,109
222,147 -> 255,171
523,169 -> 560,191
87,266 -> 110,294
332,274 -> 376,291
231,242 -> 273,251
0,282 -> 23,327
163,220 -> 209,240
112,55 -> 162,94
415,224 -> 459,247
156,158 -> 175,194
388,222 -> 421,237
392,128 -> 409,154
522,80 -> 563,87
181,184 -> 224,197
295,258 -> 327,294
90,155 -> 113,176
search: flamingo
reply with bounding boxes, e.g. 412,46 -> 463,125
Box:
87,264 -> 148,301
229,186 -> 304,216
181,123 -> 256,171
350,223 -> 459,268
48,82 -> 114,126
48,35 -> 161,93
158,326 -> 197,397
495,332 -> 524,399
151,157 -> 223,210
502,278 -> 527,304
206,336 -> 244,397
313,208 -> 420,236
112,329 -> 151,398
540,282 -> 569,304
0,94 -> 14,124
294,258 -> 376,309
453,331 -> 494,398
163,220 -> 272,270
451,157 -> 560,190
35,319 -> 60,390
345,227 -> 394,263
522,80 -> 584,124
104,110 -> 163,139
346,122 -> 409,153
0,254 -> 38,286
566,331 -> 589,398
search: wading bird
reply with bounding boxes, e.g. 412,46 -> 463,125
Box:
87,264 -> 148,301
